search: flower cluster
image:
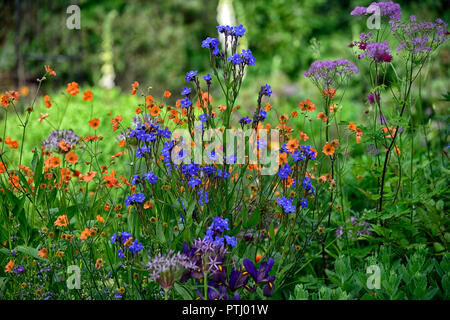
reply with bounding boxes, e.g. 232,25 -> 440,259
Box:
304,59 -> 359,90
204,216 -> 237,247
111,231 -> 144,258
41,129 -> 79,152
350,1 -> 402,24
393,16 -> 448,55
145,250 -> 196,291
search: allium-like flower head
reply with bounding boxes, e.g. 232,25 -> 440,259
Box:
304,59 -> 359,91
41,129 -> 80,152
145,250 -> 196,291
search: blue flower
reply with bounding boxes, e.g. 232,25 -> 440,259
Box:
241,49 -> 256,66
224,235 -> 237,247
278,163 -> 292,180
117,248 -> 124,259
185,70 -> 198,83
277,196 -> 295,213
203,73 -> 212,83
125,193 -> 146,206
198,190 -> 209,205
145,171 -> 158,184
228,53 -> 243,65
180,97 -> 192,108
201,37 -> 220,55
233,24 -> 246,37
239,116 -> 252,125
199,113 -> 208,123
131,175 -> 140,185
260,83 -> 272,97
188,177 -> 201,188
300,198 -> 308,208
111,233 -> 117,244
258,110 -> 267,120
129,240 -> 143,254
181,87 -> 191,96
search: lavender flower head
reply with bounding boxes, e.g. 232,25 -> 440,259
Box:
41,129 -> 80,151
350,1 -> 402,25
145,250 -> 196,291
304,59 -> 359,91
393,16 -> 448,55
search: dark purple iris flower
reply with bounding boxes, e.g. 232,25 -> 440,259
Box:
243,257 -> 276,297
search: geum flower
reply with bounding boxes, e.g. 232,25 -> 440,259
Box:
243,257 -> 276,297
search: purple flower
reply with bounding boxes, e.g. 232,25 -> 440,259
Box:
304,59 -> 359,90
243,258 -> 276,297
359,41 -> 392,63
350,1 -> 402,23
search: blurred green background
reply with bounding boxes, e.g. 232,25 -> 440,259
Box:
0,0 -> 448,166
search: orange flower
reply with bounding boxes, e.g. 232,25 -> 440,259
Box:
382,126 -> 396,138
89,118 -> 100,130
83,90 -> 93,101
322,88 -> 336,98
298,99 -> 315,112
317,112 -> 328,122
54,215 -> 69,227
255,254 -> 262,263
356,129 -> 363,143
150,105 -> 161,117
0,162 -> 6,174
44,95 -> 52,108
286,139 -> 299,153
111,151 -> 123,159
5,137 -> 18,149
218,105 -> 227,112
111,115 -> 123,132
44,65 -> 56,76
65,151 -> 78,164
329,103 -> 338,113
81,171 -> 97,182
66,82 -> 79,96
38,113 -> 49,123
146,95 -> 154,105
80,228 -> 90,240
330,139 -> 339,147
1,95 -> 10,108
58,140 -> 71,152
5,260 -> 14,273
44,156 -> 61,169
131,81 -> 139,95
265,103 -> 271,112
164,90 -> 171,98
135,107 -> 142,114
38,248 -> 48,258
144,201 -> 153,209
291,110 -> 298,118
322,143 -> 335,156
348,122 -> 357,131
298,131 -> 309,141
118,140 -> 126,148
394,146 -> 401,155
96,215 -> 104,223
317,175 -> 327,184
103,169 -> 121,188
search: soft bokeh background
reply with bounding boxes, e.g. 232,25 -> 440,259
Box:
0,0 -> 449,165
